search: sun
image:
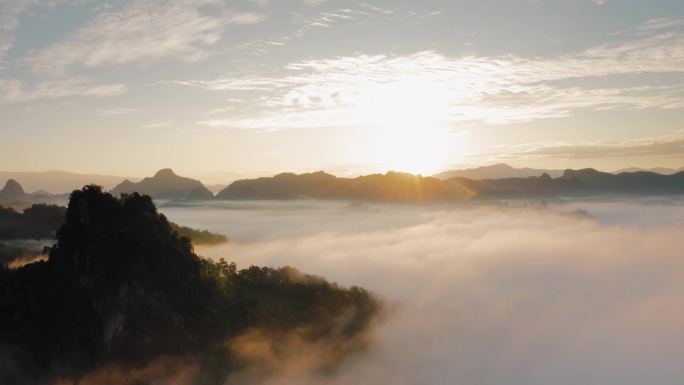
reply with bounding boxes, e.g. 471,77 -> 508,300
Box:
360,124 -> 455,176
345,77 -> 459,175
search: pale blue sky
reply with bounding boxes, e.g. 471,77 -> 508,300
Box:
1,0 -> 683,182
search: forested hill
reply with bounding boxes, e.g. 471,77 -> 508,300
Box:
110,168 -> 213,200
216,171 -> 460,203
215,169 -> 684,202
0,186 -> 381,384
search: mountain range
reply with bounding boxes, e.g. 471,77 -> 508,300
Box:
216,168 -> 684,202
4,164 -> 684,207
433,163 -> 565,180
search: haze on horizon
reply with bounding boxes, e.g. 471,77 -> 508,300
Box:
0,0 -> 683,182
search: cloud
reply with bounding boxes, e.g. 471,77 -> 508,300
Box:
0,0 -> 81,60
497,135 -> 684,161
25,0 -> 266,74
157,199 -> 684,384
0,78 -> 127,103
141,120 -> 174,128
179,19 -> 684,130
592,0 -> 606,5
97,107 -> 141,116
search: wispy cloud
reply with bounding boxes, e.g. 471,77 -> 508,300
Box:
183,21 -> 684,130
507,136 -> 684,161
25,0 -> 266,74
0,0 -> 84,60
97,107 -> 141,116
142,121 -> 174,128
0,78 -> 127,103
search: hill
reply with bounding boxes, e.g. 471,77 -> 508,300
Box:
217,169 -> 684,203
110,168 -> 213,200
216,171 -> 462,203
443,169 -> 684,199
433,163 -> 564,180
0,171 -> 138,195
0,186 -> 381,384
613,166 -> 684,175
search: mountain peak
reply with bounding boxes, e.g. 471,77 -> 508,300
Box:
2,179 -> 26,196
153,168 -> 177,178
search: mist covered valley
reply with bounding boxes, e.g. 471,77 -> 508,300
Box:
153,197 -> 684,384
3,182 -> 684,384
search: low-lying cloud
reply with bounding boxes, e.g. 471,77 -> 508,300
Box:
157,199 -> 684,384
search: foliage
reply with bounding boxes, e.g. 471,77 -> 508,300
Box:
170,223 -> 228,245
0,185 -> 381,384
0,203 -> 66,240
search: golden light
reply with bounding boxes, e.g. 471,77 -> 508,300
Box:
348,77 -> 459,176
360,124 -> 455,176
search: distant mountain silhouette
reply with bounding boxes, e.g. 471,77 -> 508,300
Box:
0,180 -> 26,200
434,163 -> 564,180
443,168 -> 684,199
217,169 -> 684,202
0,171 -> 140,194
613,166 -> 684,175
216,171 -> 463,203
110,168 -> 213,200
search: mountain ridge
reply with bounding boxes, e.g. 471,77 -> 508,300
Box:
110,168 -> 213,200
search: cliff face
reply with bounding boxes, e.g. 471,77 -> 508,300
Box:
110,169 -> 213,200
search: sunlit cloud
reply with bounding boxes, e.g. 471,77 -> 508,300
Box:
640,18 -> 684,31
0,78 -> 127,103
25,0 -> 266,74
506,137 -> 684,161
142,121 -> 174,128
97,107 -> 141,116
184,21 -> 684,130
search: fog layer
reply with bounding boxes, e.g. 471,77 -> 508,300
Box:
158,200 -> 684,385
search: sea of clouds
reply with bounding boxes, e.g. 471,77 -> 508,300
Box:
152,198 -> 684,385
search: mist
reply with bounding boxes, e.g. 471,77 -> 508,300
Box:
157,199 -> 684,384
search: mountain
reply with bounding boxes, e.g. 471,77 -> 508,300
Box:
443,168 -> 684,199
0,179 -> 26,201
434,163 -> 564,180
613,166 -> 684,175
216,171 -> 463,203
0,186 -> 380,384
217,169 -> 684,203
0,180 -> 30,210
110,168 -> 213,200
0,171 -> 139,194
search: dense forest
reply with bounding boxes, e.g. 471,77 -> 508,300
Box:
0,186 -> 381,384
0,200 -> 227,269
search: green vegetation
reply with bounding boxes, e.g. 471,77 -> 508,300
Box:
0,186 -> 381,384
0,204 -> 66,240
0,201 -> 227,268
170,223 -> 228,245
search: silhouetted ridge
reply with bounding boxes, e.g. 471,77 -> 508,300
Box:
216,169 -> 684,202
153,168 -> 177,178
110,168 -> 213,200
217,171 -> 463,202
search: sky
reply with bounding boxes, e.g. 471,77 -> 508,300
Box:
1,0 -> 683,183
